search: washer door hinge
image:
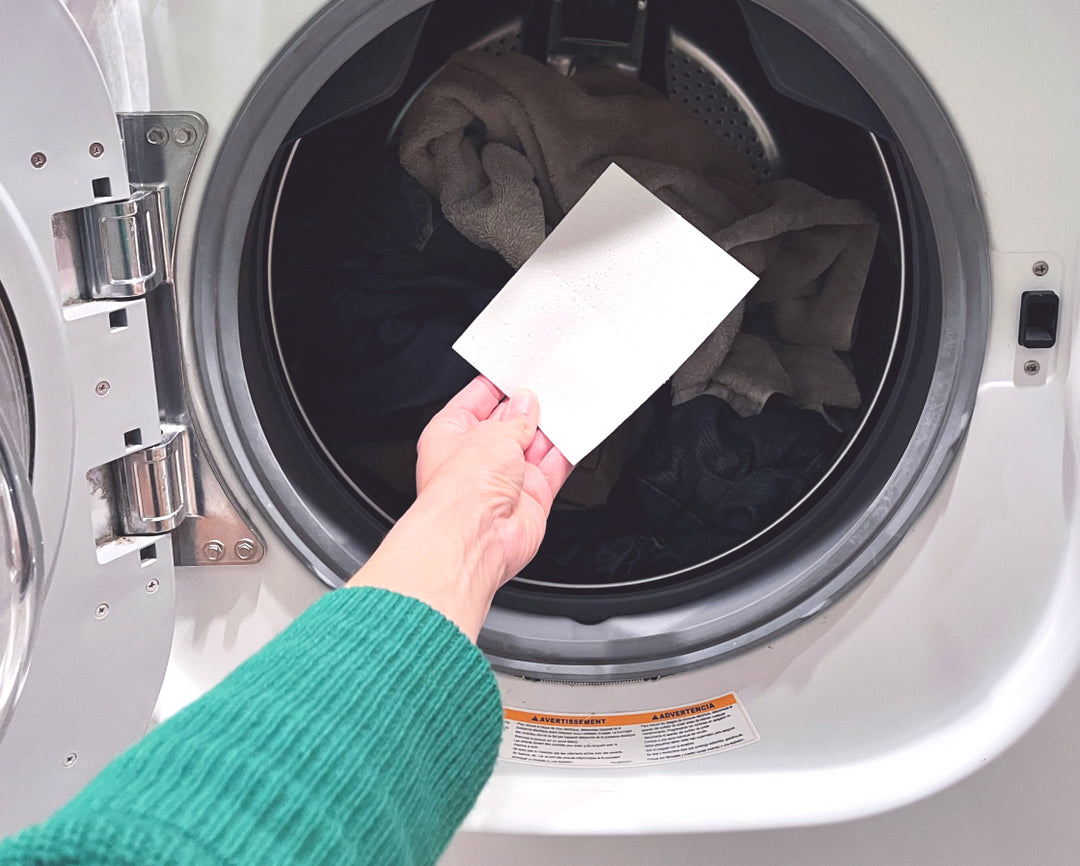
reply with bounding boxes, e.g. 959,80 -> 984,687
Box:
89,421 -> 265,566
75,113 -> 206,300
114,425 -> 193,535
78,112 -> 266,567
78,187 -> 169,300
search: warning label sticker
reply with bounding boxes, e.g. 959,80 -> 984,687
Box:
500,693 -> 758,767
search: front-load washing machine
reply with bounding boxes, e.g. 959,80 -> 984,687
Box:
1,0 -> 1078,862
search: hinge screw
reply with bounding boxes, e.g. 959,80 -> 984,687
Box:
30,151 -> 47,169
1024,360 -> 1040,375
89,142 -> 104,158
1032,261 -> 1049,277
146,126 -> 168,146
145,578 -> 160,594
173,125 -> 196,147
94,380 -> 111,396
234,539 -> 257,561
63,753 -> 78,768
203,540 -> 226,562
94,603 -> 110,619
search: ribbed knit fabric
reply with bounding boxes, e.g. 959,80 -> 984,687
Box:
0,587 -> 503,865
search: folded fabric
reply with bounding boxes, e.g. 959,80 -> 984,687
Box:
523,393 -> 841,583
400,50 -> 877,415
679,332 -> 862,416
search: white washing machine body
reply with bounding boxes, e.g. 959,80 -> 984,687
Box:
1,0 -> 1078,861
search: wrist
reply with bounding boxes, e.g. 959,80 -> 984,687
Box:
346,499 -> 502,641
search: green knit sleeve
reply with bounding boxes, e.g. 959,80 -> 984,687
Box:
0,587 -> 503,865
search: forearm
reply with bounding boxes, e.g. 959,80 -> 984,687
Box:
0,588 -> 502,866
349,499 -> 500,641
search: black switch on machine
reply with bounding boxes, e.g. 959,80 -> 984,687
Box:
1019,291 -> 1060,349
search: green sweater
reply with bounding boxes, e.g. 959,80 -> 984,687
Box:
0,587 -> 503,864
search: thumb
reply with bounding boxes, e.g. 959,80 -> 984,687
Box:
503,388 -> 539,449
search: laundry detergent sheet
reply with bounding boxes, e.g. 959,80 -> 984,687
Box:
453,164 -> 759,464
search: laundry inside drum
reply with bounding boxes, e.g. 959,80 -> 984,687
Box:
264,0 -> 905,599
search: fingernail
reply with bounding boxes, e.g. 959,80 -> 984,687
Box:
509,389 -> 535,416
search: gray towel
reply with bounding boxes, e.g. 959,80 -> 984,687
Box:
400,50 -> 877,415
687,334 -> 861,416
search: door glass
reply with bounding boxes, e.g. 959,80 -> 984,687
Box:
0,295 -> 39,740
0,413 -> 40,739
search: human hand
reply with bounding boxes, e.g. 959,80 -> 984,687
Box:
348,377 -> 573,640
416,375 -> 573,589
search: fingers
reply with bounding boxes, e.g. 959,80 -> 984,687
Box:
435,377 -> 548,465
503,388 -> 539,449
524,428 -> 554,464
506,389 -> 536,420
485,387 -> 539,448
497,399 -> 570,494
441,375 -> 504,424
538,444 -> 574,497
521,443 -> 574,515
524,429 -> 574,505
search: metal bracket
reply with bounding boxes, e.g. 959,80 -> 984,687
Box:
118,112 -> 207,263
88,423 -> 264,565
78,188 -> 169,299
114,425 -> 192,535
546,0 -> 649,78
76,111 -> 265,566
171,432 -> 265,566
73,113 -> 206,300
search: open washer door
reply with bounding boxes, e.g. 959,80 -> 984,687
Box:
0,0 -> 217,834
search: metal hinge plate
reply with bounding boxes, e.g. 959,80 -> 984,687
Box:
115,425 -> 192,535
88,424 -> 264,566
77,112 -> 265,566
78,187 -> 169,299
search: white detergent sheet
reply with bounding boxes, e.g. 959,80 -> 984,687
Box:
452,164 -> 759,465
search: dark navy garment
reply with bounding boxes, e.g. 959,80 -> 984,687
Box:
523,394 -> 841,583
294,263 -> 496,440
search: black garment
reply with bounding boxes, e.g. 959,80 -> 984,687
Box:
523,394 -> 841,583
